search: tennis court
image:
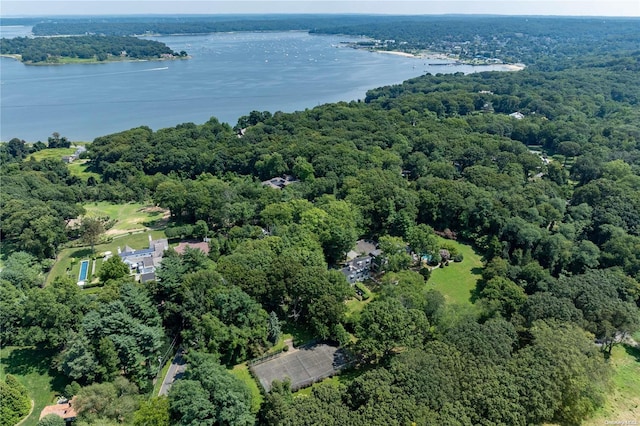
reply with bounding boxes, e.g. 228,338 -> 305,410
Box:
251,343 -> 350,392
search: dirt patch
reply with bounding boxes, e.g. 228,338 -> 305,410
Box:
140,206 -> 169,216
104,227 -> 146,237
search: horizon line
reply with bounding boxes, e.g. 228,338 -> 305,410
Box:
2,12 -> 639,18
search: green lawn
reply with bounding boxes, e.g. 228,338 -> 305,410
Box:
66,160 -> 101,181
584,344 -> 640,425
26,147 -> 76,161
23,145 -> 99,181
84,202 -> 168,235
345,281 -> 375,320
281,321 -> 316,347
229,363 -> 263,413
0,346 -> 70,426
427,239 -> 483,307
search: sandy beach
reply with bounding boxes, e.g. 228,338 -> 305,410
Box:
502,63 -> 527,71
372,50 -> 525,70
374,50 -> 421,58
374,50 -> 452,60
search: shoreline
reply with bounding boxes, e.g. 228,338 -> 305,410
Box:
373,50 -> 451,61
370,49 -> 526,70
1,54 -> 190,66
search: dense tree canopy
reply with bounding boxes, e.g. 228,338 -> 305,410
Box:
1,14 -> 639,426
0,35 -> 181,63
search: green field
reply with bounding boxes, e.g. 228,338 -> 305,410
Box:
0,346 -> 70,426
230,363 -> 263,413
427,239 -> 483,307
26,147 -> 76,161
84,202 -> 168,235
584,344 -> 640,425
22,146 -> 99,181
66,160 -> 101,181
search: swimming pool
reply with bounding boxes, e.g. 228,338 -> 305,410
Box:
78,260 -> 89,282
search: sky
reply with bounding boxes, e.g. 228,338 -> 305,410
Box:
1,0 -> 639,17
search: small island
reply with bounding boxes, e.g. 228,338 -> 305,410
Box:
0,35 -> 188,65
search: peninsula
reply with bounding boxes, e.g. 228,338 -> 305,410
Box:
0,35 -> 188,64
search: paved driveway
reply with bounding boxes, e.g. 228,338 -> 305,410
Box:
158,349 -> 187,396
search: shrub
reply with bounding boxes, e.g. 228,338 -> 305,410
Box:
41,258 -> 55,272
0,375 -> 30,426
64,381 -> 81,398
355,283 -> 370,300
453,253 -> 464,262
38,414 -> 66,426
441,242 -> 459,257
419,267 -> 431,281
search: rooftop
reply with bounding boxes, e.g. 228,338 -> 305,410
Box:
40,401 -> 77,421
174,241 -> 210,255
261,175 -> 299,189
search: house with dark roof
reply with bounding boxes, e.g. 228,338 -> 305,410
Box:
341,239 -> 382,284
261,175 -> 299,189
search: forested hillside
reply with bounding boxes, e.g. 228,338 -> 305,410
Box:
0,35 -> 183,64
1,16 -> 639,426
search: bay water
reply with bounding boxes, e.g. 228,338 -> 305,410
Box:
1,27 -> 515,142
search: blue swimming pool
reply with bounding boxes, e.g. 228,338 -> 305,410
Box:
78,260 -> 89,282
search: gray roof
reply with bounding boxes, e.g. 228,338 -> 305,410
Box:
140,272 -> 156,283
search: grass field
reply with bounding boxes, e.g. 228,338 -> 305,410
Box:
66,160 -> 101,181
26,147 -> 76,161
230,363 -> 263,413
0,346 -> 70,426
84,202 -> 168,235
584,344 -> 640,425
23,146 -> 99,181
428,239 -> 483,307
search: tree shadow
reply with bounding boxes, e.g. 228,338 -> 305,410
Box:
2,347 -> 70,394
282,322 -> 315,347
623,344 -> 640,363
2,347 -> 52,376
50,372 -> 72,394
69,248 -> 93,259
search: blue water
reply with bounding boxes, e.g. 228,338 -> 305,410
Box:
1,26 -> 517,142
78,260 -> 89,282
